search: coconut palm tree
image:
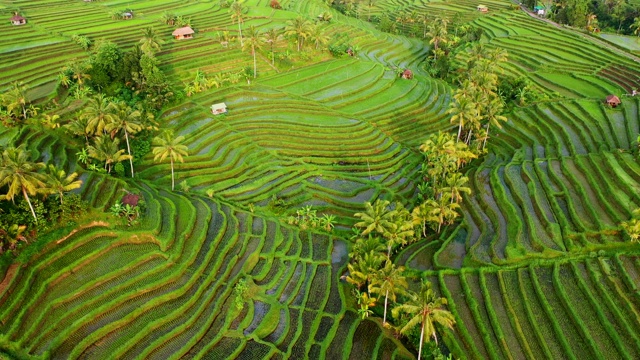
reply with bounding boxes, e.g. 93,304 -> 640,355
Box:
392,280 -> 455,359
1,82 -> 29,121
482,98 -> 508,150
447,94 -> 477,143
44,164 -> 83,205
284,17 -> 312,52
152,131 -> 189,191
354,199 -> 397,236
347,250 -> 384,293
64,117 -> 92,143
370,260 -> 408,325
140,27 -> 162,55
632,16 -> 640,36
0,146 -> 46,222
442,173 -> 471,205
350,235 -> 386,260
308,24 -> 329,50
242,26 -> 264,79
229,1 -> 246,47
87,135 -> 131,174
67,61 -> 92,90
105,101 -> 144,177
426,17 -> 448,61
411,201 -> 437,238
159,11 -> 177,26
263,28 -> 283,65
82,94 -> 114,136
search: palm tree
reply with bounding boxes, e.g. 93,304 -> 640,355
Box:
44,164 -> 82,205
411,201 -> 437,238
262,28 -> 283,65
82,94 -> 113,136
229,1 -> 246,47
64,117 -> 92,143
482,98 -> 508,150
87,135 -> 131,174
369,260 -> 408,325
632,17 -> 640,36
242,26 -> 264,79
0,146 -> 46,222
140,27 -> 162,55
308,24 -> 329,50
354,199 -> 397,236
442,173 -> 471,205
105,101 -> 144,177
430,197 -> 460,233
160,11 -> 177,26
67,61 -> 92,89
152,131 -> 189,191
1,82 -> 29,120
426,17 -> 448,61
347,250 -> 383,293
284,17 -> 312,52
350,235 -> 386,260
392,280 -> 455,359
447,94 -> 477,143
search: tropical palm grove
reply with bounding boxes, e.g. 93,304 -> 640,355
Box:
2,0 -> 640,359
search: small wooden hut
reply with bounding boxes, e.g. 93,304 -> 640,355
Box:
211,103 -> 227,115
10,15 -> 26,26
122,12 -> 133,20
401,69 -> 413,79
121,193 -> 140,207
477,5 -> 488,13
173,26 -> 194,40
606,95 -> 621,107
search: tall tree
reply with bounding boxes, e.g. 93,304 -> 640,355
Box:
392,280 -> 455,359
354,199 -> 397,236
262,27 -> 283,65
44,164 -> 83,205
82,94 -> 114,136
152,132 -> 189,191
242,26 -> 264,79
230,1 -> 246,47
105,101 -> 145,177
140,27 -> 162,55
0,146 -> 46,221
426,17 -> 449,61
1,82 -> 29,121
369,260 -> 408,325
87,135 -> 131,174
308,24 -> 329,50
284,17 -> 312,52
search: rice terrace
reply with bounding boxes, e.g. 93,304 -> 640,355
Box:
4,0 -> 640,359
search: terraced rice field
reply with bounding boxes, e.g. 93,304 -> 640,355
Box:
2,0 -> 640,358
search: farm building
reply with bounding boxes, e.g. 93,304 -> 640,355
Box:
122,12 -> 133,20
477,5 -> 488,12
10,15 -> 26,25
211,103 -> 227,115
173,26 -> 194,40
606,95 -> 621,107
534,5 -> 545,15
401,69 -> 413,79
121,193 -> 140,207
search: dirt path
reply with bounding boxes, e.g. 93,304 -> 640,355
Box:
0,263 -> 19,296
514,4 -> 640,63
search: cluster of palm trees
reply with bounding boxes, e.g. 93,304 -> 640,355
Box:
621,208 -> 640,241
416,132 -> 475,234
285,205 -> 336,232
0,145 -> 82,223
158,11 -> 191,28
0,82 -> 37,125
448,45 -> 509,151
64,94 -> 155,177
346,231 -> 454,360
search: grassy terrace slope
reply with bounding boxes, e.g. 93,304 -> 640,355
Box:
0,174 -> 410,359
2,0 -> 640,359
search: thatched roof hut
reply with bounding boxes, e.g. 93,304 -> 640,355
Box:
606,95 -> 621,107
172,26 -> 194,40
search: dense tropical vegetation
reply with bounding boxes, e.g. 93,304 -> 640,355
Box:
2,0 -> 640,359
